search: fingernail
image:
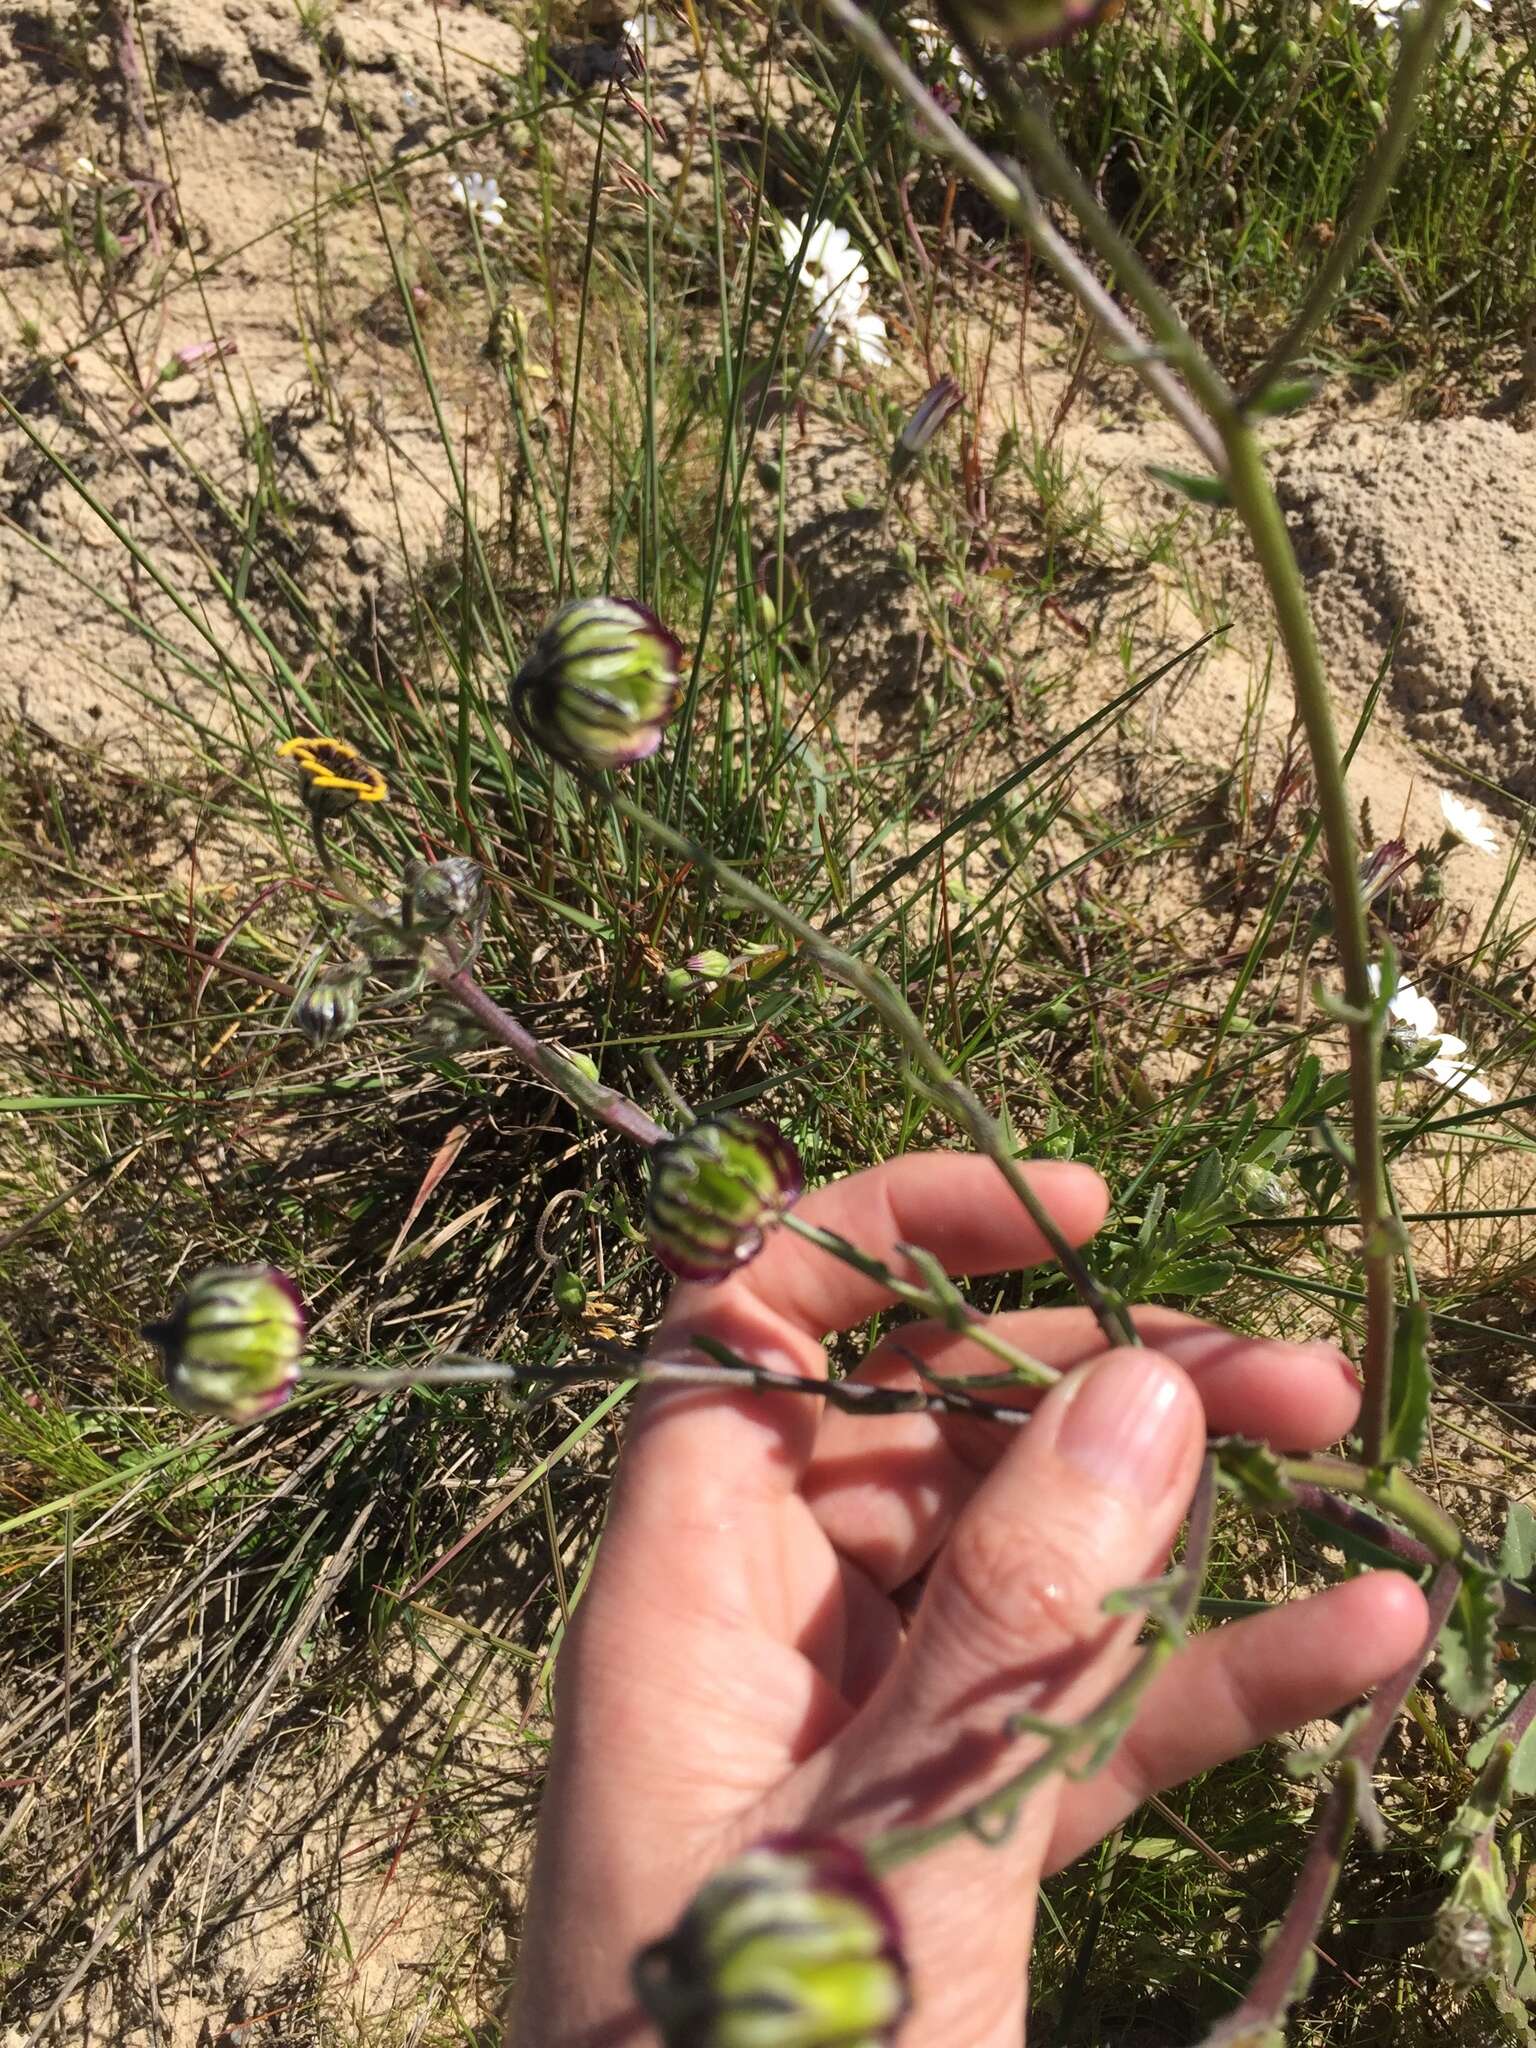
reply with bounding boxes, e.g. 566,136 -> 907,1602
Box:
1054,1351 -> 1188,1504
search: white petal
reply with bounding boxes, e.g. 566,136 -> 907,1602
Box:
1425,1056 -> 1493,1106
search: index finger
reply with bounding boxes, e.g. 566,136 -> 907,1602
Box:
620,1154 -> 1110,1519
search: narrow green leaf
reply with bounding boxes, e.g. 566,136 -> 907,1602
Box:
1383,1299 -> 1432,1466
1146,462 -> 1232,507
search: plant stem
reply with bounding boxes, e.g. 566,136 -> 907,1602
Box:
592,780 -> 1136,1348
430,962 -> 672,1149
1218,426 -> 1397,1461
869,1454 -> 1217,1872
1239,0 -> 1460,408
1198,1564 -> 1459,2046
1281,1454 -> 1462,1565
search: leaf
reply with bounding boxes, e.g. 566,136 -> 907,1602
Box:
1147,462 -> 1232,506
1151,1257 -> 1233,1298
1468,1684 -> 1536,1799
1440,1744 -> 1515,1873
1247,375 -> 1323,419
1500,1502 -> 1536,1583
1383,1299 -> 1433,1466
1178,1148 -> 1226,1221
1273,1053 -> 1322,1132
1440,1562 -> 1504,1717
1216,1438 -> 1298,1513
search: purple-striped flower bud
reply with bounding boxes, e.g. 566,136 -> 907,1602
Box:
1358,837 -> 1411,905
958,0 -> 1117,51
1233,1162 -> 1290,1218
632,1834 -> 910,2048
892,374 -> 963,478
292,965 -> 364,1048
645,1113 -> 803,1281
511,597 -> 683,769
144,1266 -> 306,1422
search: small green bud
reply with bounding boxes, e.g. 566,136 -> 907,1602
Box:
551,1267 -> 588,1318
633,1834 -> 910,2048
414,994 -> 487,1055
686,949 -> 735,982
955,0 -> 1117,50
511,596 -> 684,770
1425,1903 -> 1496,1986
562,1049 -> 601,1085
405,856 -> 485,932
143,1266 -> 306,1422
292,966 -> 365,1048
663,967 -> 695,1001
1234,1162 -> 1290,1218
646,1113 -> 804,1281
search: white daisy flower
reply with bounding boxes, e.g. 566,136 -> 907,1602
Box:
1439,789 -> 1498,857
1369,966 -> 1494,1105
449,171 -> 505,233
816,304 -> 893,369
779,217 -> 868,313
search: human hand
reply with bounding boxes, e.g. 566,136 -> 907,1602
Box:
509,1153 -> 1430,2047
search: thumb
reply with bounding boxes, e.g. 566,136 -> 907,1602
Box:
796,1351 -> 1203,2043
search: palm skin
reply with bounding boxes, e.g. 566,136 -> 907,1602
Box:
510,1153 -> 1429,2047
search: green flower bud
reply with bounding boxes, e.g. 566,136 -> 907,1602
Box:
511,596 -> 683,770
1233,1162 -> 1290,1218
633,1835 -> 910,2048
686,949 -> 735,983
663,966 -> 696,1001
646,1113 -> 804,1281
143,1266 -> 306,1422
956,0 -> 1116,52
414,994 -> 487,1055
292,966 -> 365,1047
1425,1903 -> 1496,1986
405,856 -> 485,932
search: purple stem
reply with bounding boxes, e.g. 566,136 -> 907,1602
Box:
433,964 -> 671,1149
1202,1564 -> 1460,2045
1293,1485 -> 1536,1629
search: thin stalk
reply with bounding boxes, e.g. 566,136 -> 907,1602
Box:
592,779 -> 1136,1347
1199,1564 -> 1460,2046
870,1454 -> 1218,1871
1219,427 -> 1396,1461
1239,0 -> 1460,408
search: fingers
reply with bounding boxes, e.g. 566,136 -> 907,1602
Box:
805,1307 -> 1360,1591
1043,1568 -> 1432,1871
616,1155 -> 1109,1531
814,1348 -> 1205,1837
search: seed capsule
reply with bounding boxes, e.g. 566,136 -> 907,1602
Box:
292,966 -> 365,1047
144,1266 -> 306,1422
645,1113 -> 804,1282
632,1834 -> 910,2048
511,596 -> 684,769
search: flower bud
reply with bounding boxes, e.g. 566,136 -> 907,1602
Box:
646,1113 -> 804,1281
144,1266 -> 306,1421
405,856 -> 485,932
1233,1162 -> 1290,1218
414,994 -> 487,1055
891,374 -> 963,479
955,0 -> 1116,52
632,1835 -> 910,2048
276,735 -> 388,820
685,949 -> 735,983
1358,837 -> 1410,905
292,966 -> 364,1048
1425,1902 -> 1496,1986
511,596 -> 684,769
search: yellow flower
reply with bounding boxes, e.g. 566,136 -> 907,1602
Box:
277,735 -> 388,818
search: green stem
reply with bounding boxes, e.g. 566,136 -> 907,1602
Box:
1239,0 -> 1460,408
869,1453 -> 1217,1872
1281,1453 -> 1463,1565
594,779 -> 1136,1348
1218,426 -> 1396,1462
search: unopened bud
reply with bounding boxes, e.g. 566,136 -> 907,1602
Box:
414,994 -> 487,1055
633,1834 -> 910,2048
892,375 -> 963,478
405,856 -> 485,932
646,1113 -> 803,1281
511,596 -> 683,770
1425,1903 -> 1496,1986
1358,837 -> 1410,905
685,949 -> 735,982
143,1266 -> 305,1422
1234,1162 -> 1290,1218
292,966 -> 364,1047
